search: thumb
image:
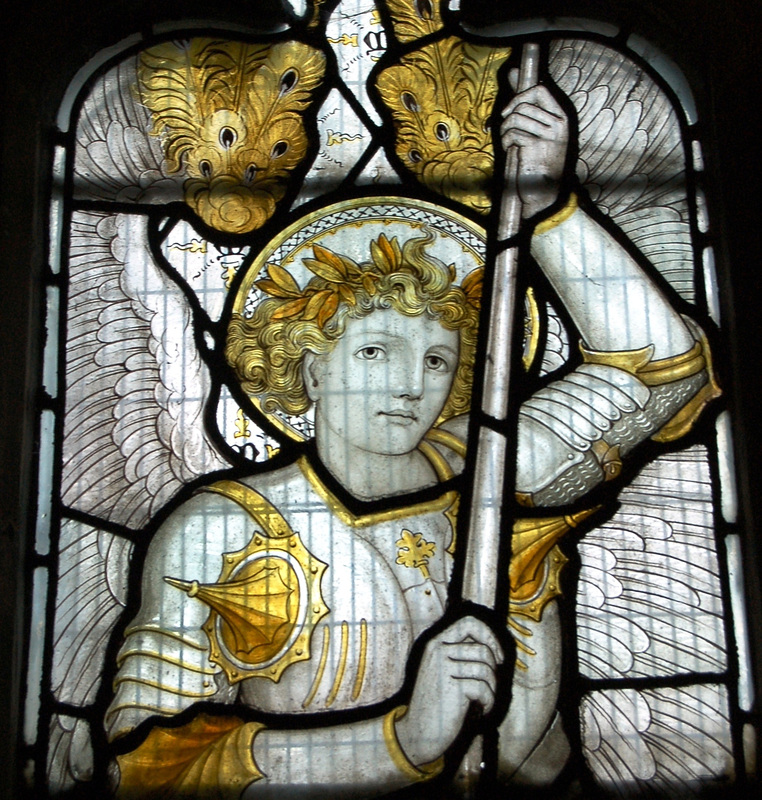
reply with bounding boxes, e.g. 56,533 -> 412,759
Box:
508,67 -> 520,92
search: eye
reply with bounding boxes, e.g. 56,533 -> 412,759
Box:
416,0 -> 433,19
219,127 -> 237,149
279,69 -> 298,96
409,149 -> 423,163
425,354 -> 449,371
244,164 -> 258,184
271,141 -> 289,159
401,92 -> 420,112
435,122 -> 450,142
199,160 -> 212,178
356,346 -> 386,361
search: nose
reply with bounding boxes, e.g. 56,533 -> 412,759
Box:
392,355 -> 424,400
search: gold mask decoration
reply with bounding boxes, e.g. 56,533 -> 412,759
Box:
375,2 -> 511,214
138,38 -> 326,234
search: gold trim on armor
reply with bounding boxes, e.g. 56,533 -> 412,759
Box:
326,621 -> 350,707
533,193 -> 579,236
509,545 -> 568,622
508,508 -> 597,621
297,456 -> 457,528
115,713 -> 264,798
302,625 -> 331,709
523,285 -> 541,371
508,617 -> 533,638
591,440 -> 623,481
203,479 -> 294,537
579,319 -> 721,442
579,339 -> 706,386
352,619 -> 368,701
424,427 -> 468,459
383,705 -> 446,782
652,320 -> 722,442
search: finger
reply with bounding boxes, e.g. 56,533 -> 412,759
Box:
452,675 -> 496,713
440,616 -> 504,664
508,67 -> 519,92
447,656 -> 497,688
500,128 -> 542,149
502,103 -> 565,132
502,85 -> 563,118
443,641 -> 499,670
501,113 -> 558,141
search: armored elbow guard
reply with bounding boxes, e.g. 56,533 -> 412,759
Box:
516,321 -> 720,507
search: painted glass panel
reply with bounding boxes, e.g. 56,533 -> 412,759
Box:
25,1 -> 754,797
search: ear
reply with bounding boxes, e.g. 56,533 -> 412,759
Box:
303,352 -> 321,403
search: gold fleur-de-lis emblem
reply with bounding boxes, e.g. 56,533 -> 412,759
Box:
396,529 -> 436,580
234,408 -> 251,439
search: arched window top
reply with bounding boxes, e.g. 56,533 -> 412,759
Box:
13,2 -> 759,798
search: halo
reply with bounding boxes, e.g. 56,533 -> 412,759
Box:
230,197 -> 487,442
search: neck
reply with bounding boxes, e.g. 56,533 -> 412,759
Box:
315,428 -> 438,501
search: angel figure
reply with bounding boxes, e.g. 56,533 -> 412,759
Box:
99,66 -> 719,797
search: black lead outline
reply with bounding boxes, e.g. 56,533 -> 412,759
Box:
20,4 -> 745,797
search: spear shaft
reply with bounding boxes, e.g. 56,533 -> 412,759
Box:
461,42 -> 540,609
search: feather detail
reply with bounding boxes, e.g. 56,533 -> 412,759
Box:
375,37 -> 510,213
138,38 -> 326,233
386,0 -> 444,43
548,39 -> 693,298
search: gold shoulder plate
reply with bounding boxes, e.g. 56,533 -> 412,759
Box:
166,482 -> 329,683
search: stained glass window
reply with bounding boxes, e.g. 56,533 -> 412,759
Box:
20,1 -> 758,797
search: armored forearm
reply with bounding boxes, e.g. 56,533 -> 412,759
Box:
516,322 -> 719,506
516,198 -> 719,506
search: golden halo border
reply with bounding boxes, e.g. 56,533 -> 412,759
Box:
232,196 -> 488,315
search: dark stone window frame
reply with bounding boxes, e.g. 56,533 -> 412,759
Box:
2,1 -> 761,796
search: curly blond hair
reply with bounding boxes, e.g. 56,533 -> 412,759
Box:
226,231 -> 482,424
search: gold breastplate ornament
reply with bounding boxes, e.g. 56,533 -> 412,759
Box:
165,480 -> 329,683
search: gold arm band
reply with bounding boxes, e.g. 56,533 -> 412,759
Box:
652,321 -> 721,442
383,706 -> 445,782
533,193 -> 579,236
579,338 -> 706,386
580,320 -> 721,442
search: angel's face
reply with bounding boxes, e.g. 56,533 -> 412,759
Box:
307,308 -> 459,456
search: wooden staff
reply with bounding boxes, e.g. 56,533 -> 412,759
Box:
461,42 -> 540,608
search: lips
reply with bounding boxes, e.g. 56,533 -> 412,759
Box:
379,410 -> 417,425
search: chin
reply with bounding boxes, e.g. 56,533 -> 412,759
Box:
361,424 -> 427,456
